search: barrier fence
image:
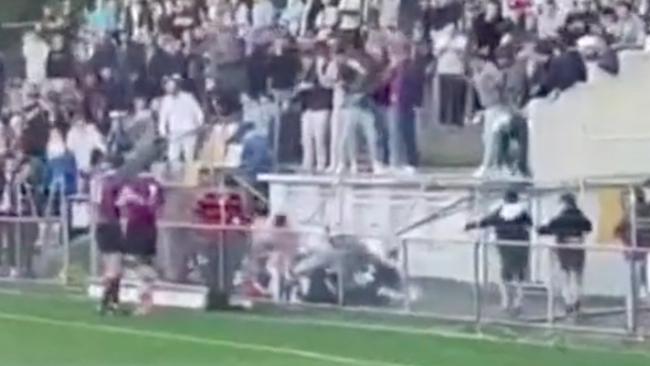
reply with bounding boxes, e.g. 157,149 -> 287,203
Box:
0,214 -> 69,285
0,190 -> 647,339
83,219 -> 650,339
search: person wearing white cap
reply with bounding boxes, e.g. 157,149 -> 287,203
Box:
158,76 -> 204,164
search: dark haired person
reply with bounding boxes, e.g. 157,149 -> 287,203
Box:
117,171 -> 164,315
538,193 -> 593,315
616,187 -> 650,302
466,190 -> 532,313
91,155 -> 125,315
612,1 -> 646,50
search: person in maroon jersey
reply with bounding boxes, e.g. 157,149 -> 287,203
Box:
116,172 -> 164,315
91,155 -> 125,315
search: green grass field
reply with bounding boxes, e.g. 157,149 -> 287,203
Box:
0,288 -> 648,366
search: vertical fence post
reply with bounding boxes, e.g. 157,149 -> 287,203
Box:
89,193 -> 98,281
401,238 -> 411,313
535,192 -> 555,326
15,184 -> 22,278
546,242 -> 555,326
218,229 -> 225,293
337,252 -> 345,307
473,235 -> 483,329
626,185 -> 639,336
472,187 -> 483,330
61,187 -> 70,286
0,226 -> 6,275
531,192 -> 543,284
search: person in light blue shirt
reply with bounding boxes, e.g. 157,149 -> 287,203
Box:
86,0 -> 119,35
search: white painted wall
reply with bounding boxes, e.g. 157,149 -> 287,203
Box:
529,51 -> 650,183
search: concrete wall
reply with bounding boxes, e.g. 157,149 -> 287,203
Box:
529,52 -> 650,182
420,51 -> 650,179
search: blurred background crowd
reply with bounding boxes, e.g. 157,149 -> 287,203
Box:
0,0 -> 647,208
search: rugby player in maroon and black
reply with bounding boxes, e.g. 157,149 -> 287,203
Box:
117,173 -> 164,315
91,158 -> 125,315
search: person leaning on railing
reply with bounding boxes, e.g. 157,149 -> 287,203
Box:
465,189 -> 533,314
615,186 -> 650,301
538,193 -> 593,315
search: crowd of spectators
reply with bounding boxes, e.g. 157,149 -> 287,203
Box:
0,0 -> 647,208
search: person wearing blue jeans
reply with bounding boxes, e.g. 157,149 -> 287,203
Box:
331,53 -> 384,174
340,94 -> 382,173
386,52 -> 424,171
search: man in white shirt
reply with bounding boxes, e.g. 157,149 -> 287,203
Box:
315,0 -> 339,37
431,23 -> 469,126
612,1 -> 646,50
158,77 -> 204,163
339,0 -> 363,31
339,0 -> 364,46
378,0 -> 401,29
252,0 -> 276,30
536,0 -> 567,39
22,31 -> 50,85
66,115 -> 107,176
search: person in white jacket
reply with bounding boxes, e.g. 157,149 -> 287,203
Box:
252,0 -> 276,30
158,77 -> 204,163
66,114 -> 107,177
22,31 -> 50,85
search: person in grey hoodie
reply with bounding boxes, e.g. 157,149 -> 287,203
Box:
470,53 -> 512,178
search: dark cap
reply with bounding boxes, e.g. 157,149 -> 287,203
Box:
504,189 -> 519,203
560,193 -> 577,207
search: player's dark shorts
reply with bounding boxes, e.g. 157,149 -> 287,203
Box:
96,223 -> 124,254
498,245 -> 529,282
557,247 -> 585,273
124,224 -> 157,259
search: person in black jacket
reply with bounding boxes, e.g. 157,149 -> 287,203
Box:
466,189 -> 532,312
538,193 -> 593,314
46,35 -> 75,79
530,39 -> 587,99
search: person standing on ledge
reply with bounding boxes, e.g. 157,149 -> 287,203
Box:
158,76 -> 205,165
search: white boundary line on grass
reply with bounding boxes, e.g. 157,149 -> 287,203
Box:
203,311 -> 650,358
0,311 -> 420,366
1,289 -> 649,360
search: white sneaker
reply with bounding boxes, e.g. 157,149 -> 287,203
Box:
401,166 -> 416,175
372,163 -> 386,175
473,166 -> 488,178
640,287 -> 649,301
407,284 -> 422,302
330,165 -> 345,175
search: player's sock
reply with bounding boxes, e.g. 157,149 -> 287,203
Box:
109,277 -> 121,306
99,278 -> 115,314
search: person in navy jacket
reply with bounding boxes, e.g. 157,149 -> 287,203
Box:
538,193 -> 592,315
466,189 -> 532,313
